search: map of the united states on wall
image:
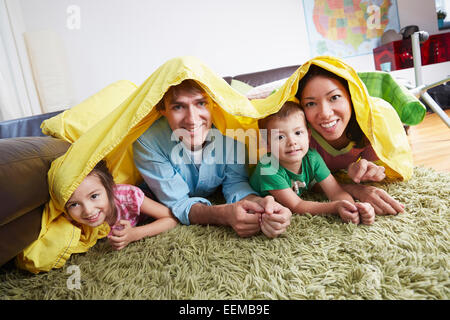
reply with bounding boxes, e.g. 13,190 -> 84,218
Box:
303,0 -> 400,57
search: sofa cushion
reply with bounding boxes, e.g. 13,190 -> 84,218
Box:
232,65 -> 300,87
0,137 -> 70,226
0,206 -> 42,266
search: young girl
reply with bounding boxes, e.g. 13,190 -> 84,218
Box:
64,160 -> 178,250
295,62 -> 407,216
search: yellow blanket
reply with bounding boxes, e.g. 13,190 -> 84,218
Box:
17,55 -> 412,273
17,56 -> 260,273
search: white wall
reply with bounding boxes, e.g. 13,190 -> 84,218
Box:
18,0 -> 310,105
16,0 -> 450,107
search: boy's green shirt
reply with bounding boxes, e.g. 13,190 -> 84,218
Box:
250,149 -> 331,197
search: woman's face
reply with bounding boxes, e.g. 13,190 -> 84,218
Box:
300,75 -> 353,149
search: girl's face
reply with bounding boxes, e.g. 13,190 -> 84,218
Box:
300,75 -> 352,149
65,174 -> 112,228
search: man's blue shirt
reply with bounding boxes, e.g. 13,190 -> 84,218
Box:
133,117 -> 257,225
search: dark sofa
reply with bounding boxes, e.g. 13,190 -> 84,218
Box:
0,65 -> 300,267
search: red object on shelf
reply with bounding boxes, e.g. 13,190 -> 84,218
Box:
373,32 -> 450,71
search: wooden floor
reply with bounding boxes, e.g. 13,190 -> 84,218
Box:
407,109 -> 450,173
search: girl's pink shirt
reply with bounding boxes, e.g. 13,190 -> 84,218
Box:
108,184 -> 145,235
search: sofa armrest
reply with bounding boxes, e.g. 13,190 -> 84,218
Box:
0,137 -> 70,226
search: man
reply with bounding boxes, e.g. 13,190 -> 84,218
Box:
133,79 -> 291,238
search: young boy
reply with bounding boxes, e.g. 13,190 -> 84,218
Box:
250,101 -> 375,225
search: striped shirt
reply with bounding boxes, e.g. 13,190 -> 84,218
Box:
310,129 -> 379,173
109,184 -> 145,235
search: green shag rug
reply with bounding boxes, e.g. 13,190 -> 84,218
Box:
1,167 -> 449,300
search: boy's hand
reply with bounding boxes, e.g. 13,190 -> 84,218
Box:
348,159 -> 386,183
108,220 -> 135,250
356,202 -> 375,225
336,200 -> 360,224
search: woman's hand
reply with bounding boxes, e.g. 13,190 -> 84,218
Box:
348,159 -> 386,183
343,184 -> 404,215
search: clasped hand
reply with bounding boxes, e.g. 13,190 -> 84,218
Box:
348,159 -> 385,183
336,200 -> 375,225
230,195 -> 292,239
108,220 -> 135,250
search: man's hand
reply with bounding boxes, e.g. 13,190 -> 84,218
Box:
348,159 -> 386,183
248,195 -> 292,238
227,200 -> 263,238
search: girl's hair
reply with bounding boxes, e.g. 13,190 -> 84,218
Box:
295,65 -> 366,148
88,160 -> 117,222
156,79 -> 206,111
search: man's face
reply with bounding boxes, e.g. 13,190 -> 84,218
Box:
161,87 -> 213,151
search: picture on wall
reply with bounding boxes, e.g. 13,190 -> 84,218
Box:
303,0 -> 401,58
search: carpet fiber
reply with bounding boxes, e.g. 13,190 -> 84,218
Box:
1,167 -> 449,300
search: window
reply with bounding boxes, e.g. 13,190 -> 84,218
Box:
436,0 -> 450,30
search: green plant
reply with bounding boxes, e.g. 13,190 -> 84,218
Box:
437,9 -> 447,20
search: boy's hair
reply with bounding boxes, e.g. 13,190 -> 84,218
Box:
295,64 -> 365,148
258,101 -> 306,132
156,79 -> 207,111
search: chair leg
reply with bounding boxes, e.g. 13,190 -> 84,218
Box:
421,92 -> 450,128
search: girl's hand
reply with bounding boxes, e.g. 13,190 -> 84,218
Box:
355,202 -> 375,225
336,200 -> 360,224
348,159 -> 386,183
108,220 -> 135,250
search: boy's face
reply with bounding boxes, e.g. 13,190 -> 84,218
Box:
65,174 -> 111,228
161,87 -> 213,151
266,110 -> 310,169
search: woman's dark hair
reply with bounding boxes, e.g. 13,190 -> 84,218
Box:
295,65 -> 366,148
89,160 -> 117,223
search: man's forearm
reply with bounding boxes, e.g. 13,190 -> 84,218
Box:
188,203 -> 230,226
